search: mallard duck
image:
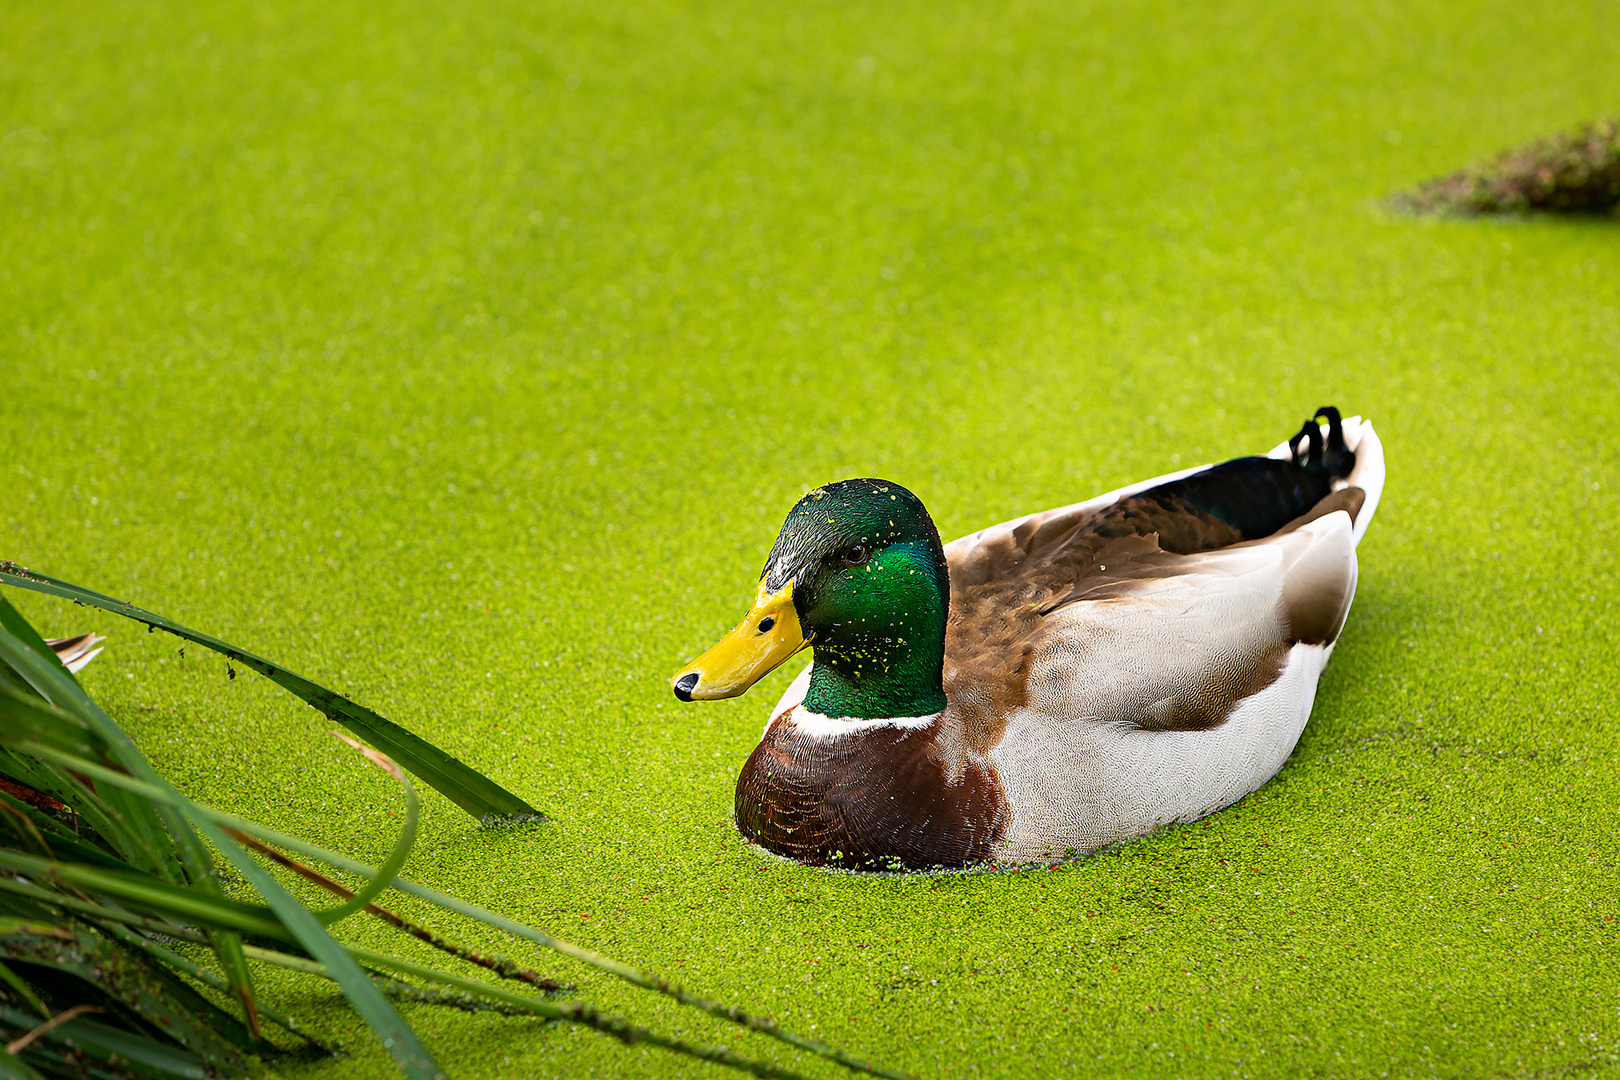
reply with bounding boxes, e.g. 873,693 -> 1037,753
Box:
672,408 -> 1384,870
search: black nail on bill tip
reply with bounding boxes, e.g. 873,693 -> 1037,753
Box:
674,672 -> 699,701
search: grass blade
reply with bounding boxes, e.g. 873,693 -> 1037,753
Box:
227,832 -> 569,993
0,924 -> 261,1068
21,746 -> 921,1080
0,851 -> 290,940
0,1044 -> 46,1079
0,959 -> 48,1019
0,774 -> 443,1076
0,595 -> 265,1036
0,562 -> 541,823
99,921 -> 335,1053
0,595 -> 74,683
208,930 -> 261,1044
184,809 -> 447,1080
0,682 -> 104,760
314,734 -> 419,927
0,604 -> 176,880
0,747 -> 157,869
0,877 -> 213,942
0,1001 -> 209,1079
241,945 -> 825,1080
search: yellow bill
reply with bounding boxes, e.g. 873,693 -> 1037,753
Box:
672,580 -> 807,701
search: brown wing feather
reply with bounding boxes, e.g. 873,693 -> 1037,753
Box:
943,487 -> 1366,738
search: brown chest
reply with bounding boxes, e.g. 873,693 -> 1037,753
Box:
733,710 -> 1011,871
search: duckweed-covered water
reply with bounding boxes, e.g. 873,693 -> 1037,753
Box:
4,0 -> 1618,1076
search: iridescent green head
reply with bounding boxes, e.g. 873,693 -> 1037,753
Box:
672,479 -> 950,719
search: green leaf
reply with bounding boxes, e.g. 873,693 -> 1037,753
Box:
209,929 -> 261,1044
0,680 -> 106,761
0,1001 -> 209,1079
0,786 -> 169,879
0,875 -> 213,942
101,921 -> 334,1052
0,603 -> 176,880
0,563 -> 541,823
314,735 -> 420,926
0,594 -> 263,1036
0,746 -> 164,879
0,595 -> 72,680
0,925 -> 263,1070
0,1044 -> 46,1080
181,807 -> 447,1080
0,851 -> 290,940
0,958 -> 49,1019
0,810 -> 436,1075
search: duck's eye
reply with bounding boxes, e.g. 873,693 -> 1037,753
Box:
757,616 -> 776,633
843,544 -> 869,566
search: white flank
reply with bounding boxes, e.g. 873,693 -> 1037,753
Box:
990,641 -> 1329,860
978,508 -> 1357,858
1343,419 -> 1385,546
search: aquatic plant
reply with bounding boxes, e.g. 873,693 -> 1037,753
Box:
1395,117 -> 1620,215
0,564 -> 913,1080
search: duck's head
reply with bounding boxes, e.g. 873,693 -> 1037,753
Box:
671,478 -> 949,720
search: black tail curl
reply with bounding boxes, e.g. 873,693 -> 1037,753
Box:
1290,406 -> 1354,480
1128,405 -> 1358,543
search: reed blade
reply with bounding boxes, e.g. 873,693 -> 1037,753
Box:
0,598 -> 176,879
24,746 -> 924,1080
0,563 -> 540,824
181,806 -> 447,1080
314,734 -> 420,927
0,1043 -> 46,1080
0,605 -> 267,1039
0,1001 -> 212,1078
0,924 -> 262,1068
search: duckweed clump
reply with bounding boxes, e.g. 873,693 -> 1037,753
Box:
1394,117 -> 1620,215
